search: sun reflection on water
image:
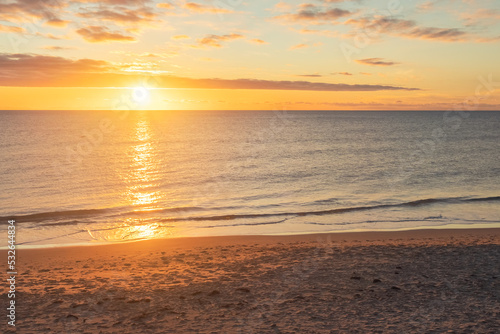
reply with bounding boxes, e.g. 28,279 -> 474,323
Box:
89,113 -> 175,243
88,221 -> 174,243
127,115 -> 161,209
84,113 -> 184,243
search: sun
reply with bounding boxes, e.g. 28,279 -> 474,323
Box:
132,86 -> 151,106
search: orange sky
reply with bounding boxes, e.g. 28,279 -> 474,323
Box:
0,0 -> 499,110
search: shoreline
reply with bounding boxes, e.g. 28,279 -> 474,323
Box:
10,223 -> 500,250
15,227 -> 500,258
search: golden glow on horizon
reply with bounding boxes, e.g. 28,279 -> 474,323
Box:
1,86 -> 498,110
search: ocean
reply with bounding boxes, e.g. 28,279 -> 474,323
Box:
1,110 -> 499,247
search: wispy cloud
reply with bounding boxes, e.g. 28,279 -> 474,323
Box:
296,74 -> 323,77
417,1 -> 435,12
474,35 -> 500,43
271,1 -> 292,13
461,8 -> 500,26
345,16 -> 469,42
76,26 -> 136,43
181,78 -> 418,92
321,0 -> 354,3
0,0 -> 66,23
248,38 -> 269,45
355,58 -> 399,66
171,34 -> 190,40
197,33 -> 244,48
77,7 -> 158,25
289,43 -> 309,50
295,28 -> 339,37
405,26 -> 467,41
41,46 -> 76,51
157,2 -> 174,9
76,0 -> 154,4
0,23 -> 25,33
45,18 -> 71,28
183,2 -> 234,14
35,32 -> 69,40
274,4 -> 353,24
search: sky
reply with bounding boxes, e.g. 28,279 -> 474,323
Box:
0,0 -> 499,110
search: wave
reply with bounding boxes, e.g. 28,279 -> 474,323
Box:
3,195 -> 498,225
2,208 -> 116,223
16,230 -> 89,245
158,195 -> 500,223
1,206 -> 203,223
305,217 -> 448,226
200,218 -> 291,229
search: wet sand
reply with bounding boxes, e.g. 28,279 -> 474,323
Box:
3,228 -> 500,333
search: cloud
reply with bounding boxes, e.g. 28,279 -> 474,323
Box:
271,1 -> 292,13
139,53 -> 160,57
475,35 -> 500,43
156,2 -> 175,9
333,72 -> 353,75
417,1 -> 434,12
157,3 -> 174,9
171,35 -> 190,40
35,32 -> 69,40
279,7 -> 486,43
110,50 -> 178,58
0,53 -> 420,92
295,28 -> 339,37
289,42 -> 323,50
274,4 -> 353,24
76,26 -> 136,43
405,27 -> 467,41
197,33 -> 244,48
0,54 -> 111,72
461,8 -> 500,26
274,100 -> 500,110
183,2 -> 234,14
77,7 -> 158,25
0,24 -> 25,33
355,58 -> 399,66
289,43 -> 309,50
41,46 -> 75,51
296,74 -> 323,77
248,38 -> 268,45
0,53 -> 113,85
345,16 -> 469,42
45,18 -> 71,28
345,16 -> 414,32
76,0 -> 154,4
174,78 -> 419,92
0,0 -> 66,24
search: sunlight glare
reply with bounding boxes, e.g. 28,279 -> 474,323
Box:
132,86 -> 150,105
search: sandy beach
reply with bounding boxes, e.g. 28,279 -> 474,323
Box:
3,228 -> 500,333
